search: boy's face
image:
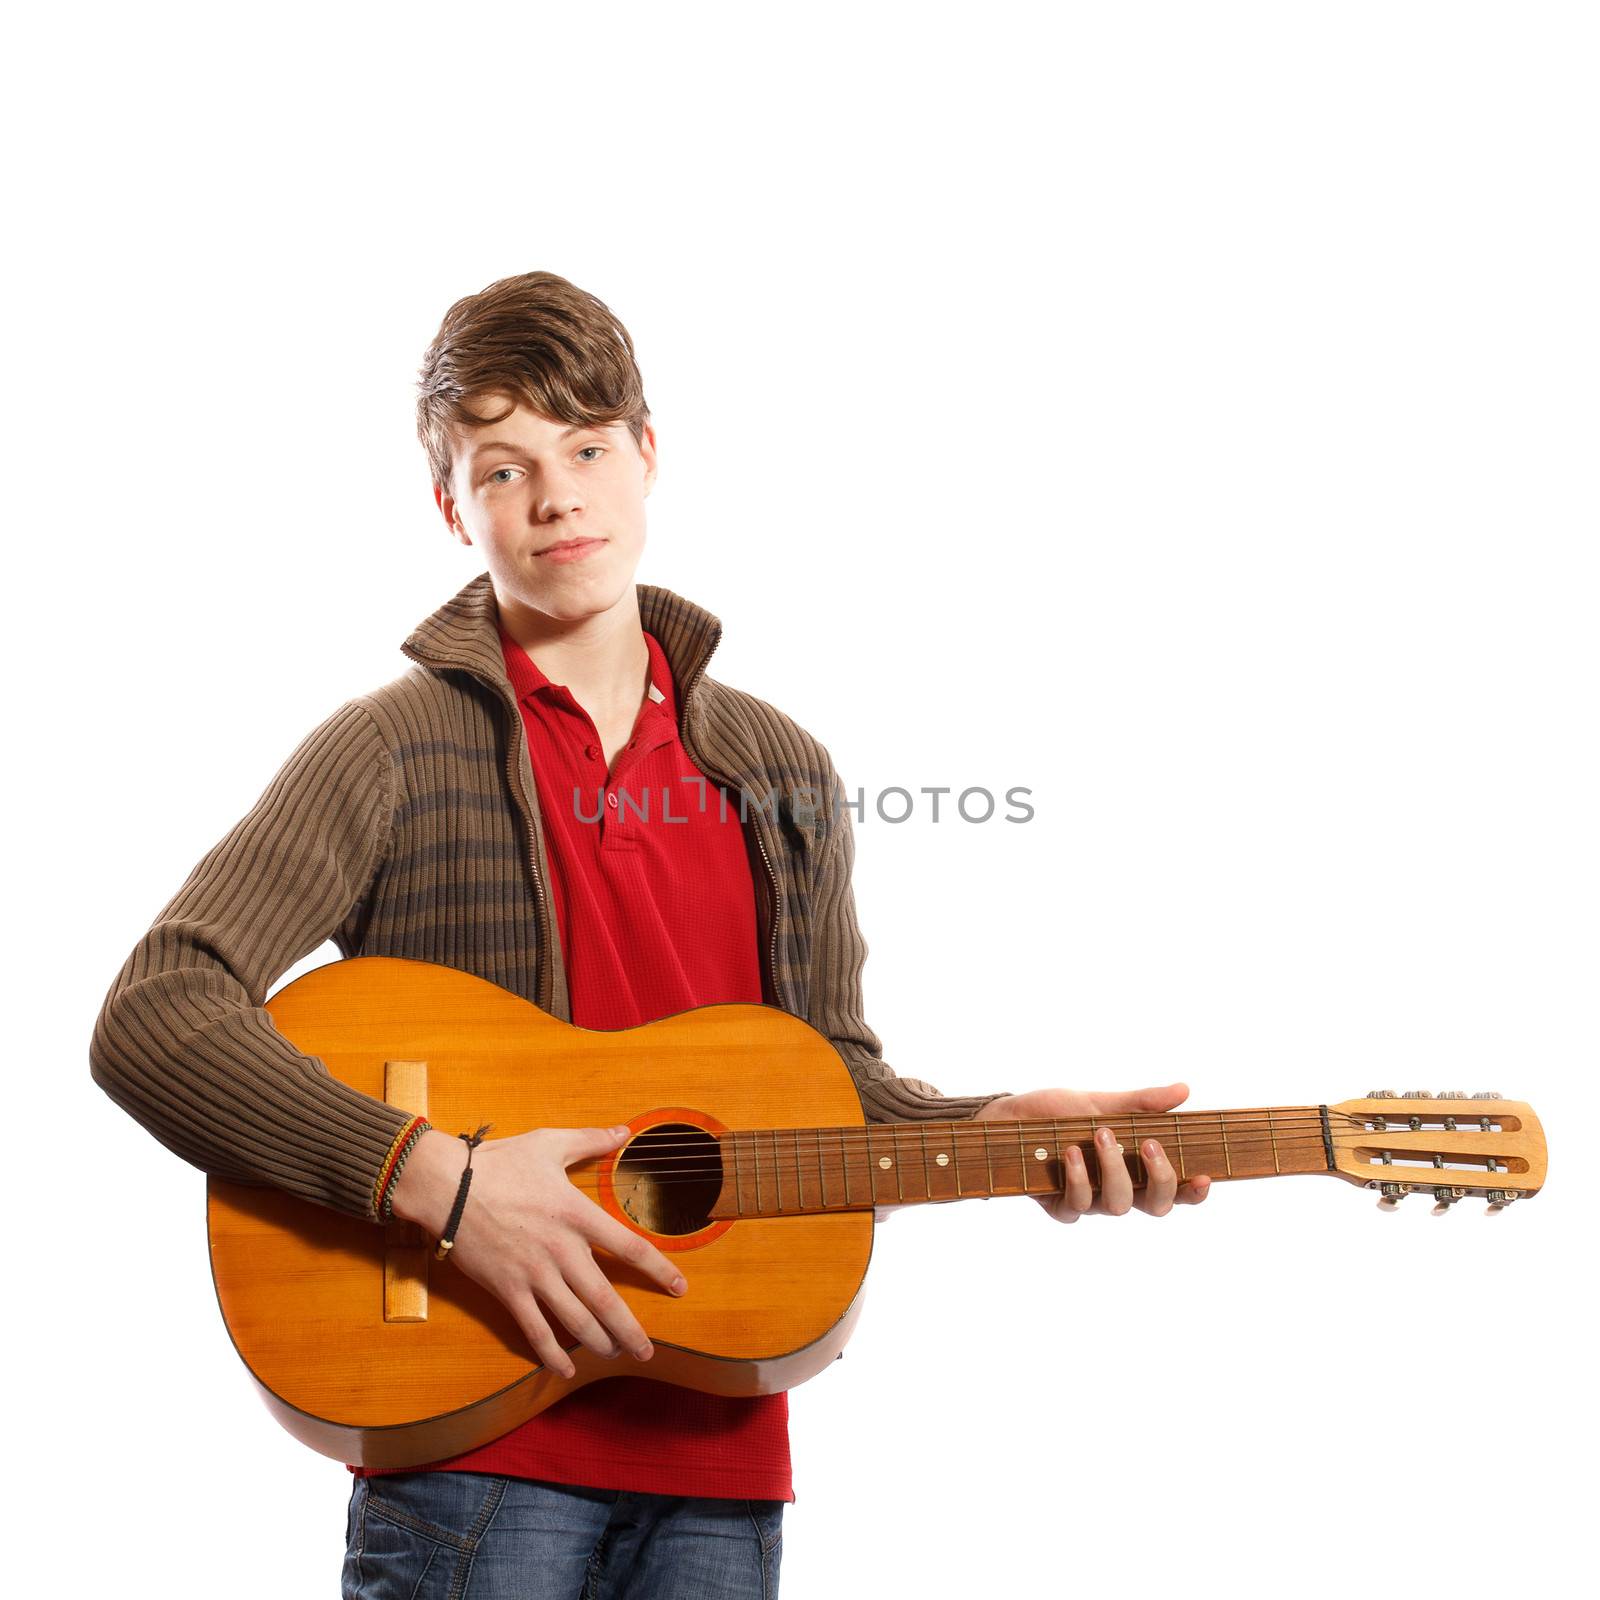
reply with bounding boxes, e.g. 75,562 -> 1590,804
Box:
436,394 -> 657,625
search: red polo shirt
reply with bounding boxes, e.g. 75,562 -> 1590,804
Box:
360,624 -> 793,1501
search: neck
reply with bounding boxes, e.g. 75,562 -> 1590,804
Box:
708,1106 -> 1334,1219
495,582 -> 649,712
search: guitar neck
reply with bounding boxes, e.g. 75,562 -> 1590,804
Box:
709,1106 -> 1334,1219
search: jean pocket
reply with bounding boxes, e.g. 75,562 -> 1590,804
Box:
363,1471 -> 507,1552
744,1498 -> 785,1556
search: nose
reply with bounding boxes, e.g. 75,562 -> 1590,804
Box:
533,470 -> 584,521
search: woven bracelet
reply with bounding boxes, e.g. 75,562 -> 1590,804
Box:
433,1123 -> 494,1261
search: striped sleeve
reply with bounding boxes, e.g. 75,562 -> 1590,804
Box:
88,698 -> 416,1220
806,787 -> 1009,1123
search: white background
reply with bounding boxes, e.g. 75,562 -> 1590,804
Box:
8,3 -> 1595,1595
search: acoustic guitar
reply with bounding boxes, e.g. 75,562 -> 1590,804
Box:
206,956 -> 1546,1468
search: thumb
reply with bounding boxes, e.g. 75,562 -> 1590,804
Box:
1098,1082 -> 1190,1113
1137,1081 -> 1190,1110
562,1123 -> 633,1164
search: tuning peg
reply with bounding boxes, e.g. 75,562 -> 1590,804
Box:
1367,1089 -> 1398,1099
1401,1090 -> 1434,1099
1431,1185 -> 1465,1212
1436,1089 -> 1466,1100
1377,1181 -> 1409,1207
1485,1189 -> 1519,1209
1472,1091 -> 1503,1100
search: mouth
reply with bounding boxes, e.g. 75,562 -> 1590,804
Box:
536,537 -> 607,562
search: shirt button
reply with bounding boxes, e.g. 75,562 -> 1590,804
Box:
606,793 -> 618,809
585,743 -> 601,760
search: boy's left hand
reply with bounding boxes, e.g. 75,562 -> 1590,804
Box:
974,1083 -> 1212,1222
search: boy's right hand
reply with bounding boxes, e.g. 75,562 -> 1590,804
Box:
390,1125 -> 686,1379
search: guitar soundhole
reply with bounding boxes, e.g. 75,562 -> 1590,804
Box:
614,1123 -> 722,1235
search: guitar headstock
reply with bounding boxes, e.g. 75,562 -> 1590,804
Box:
1329,1091 -> 1545,1211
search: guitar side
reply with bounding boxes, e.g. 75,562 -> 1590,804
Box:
206,956 -> 875,1468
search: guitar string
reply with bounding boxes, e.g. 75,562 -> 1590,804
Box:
579,1125 -> 1384,1166
500,1110 -> 1385,1158
556,1132 -> 1501,1193
531,1108 -> 1461,1152
535,1110 -> 1479,1164
553,1119 -> 1482,1173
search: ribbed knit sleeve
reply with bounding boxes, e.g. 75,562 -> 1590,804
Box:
88,698 -> 416,1221
806,796 -> 1009,1123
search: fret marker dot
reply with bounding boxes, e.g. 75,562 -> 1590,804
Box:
1034,1147 -> 1049,1161
878,1155 -> 893,1169
935,1152 -> 950,1167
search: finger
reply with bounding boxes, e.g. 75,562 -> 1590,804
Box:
583,1207 -> 690,1299
1137,1140 -> 1177,1217
529,1264 -> 624,1362
562,1251 -> 657,1362
1177,1174 -> 1212,1205
1094,1124 -> 1133,1215
559,1123 -> 633,1164
1038,1192 -> 1080,1223
509,1290 -> 579,1379
1059,1142 -> 1093,1217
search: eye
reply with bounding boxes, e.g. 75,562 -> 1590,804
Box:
578,445 -> 605,462
487,467 -> 519,484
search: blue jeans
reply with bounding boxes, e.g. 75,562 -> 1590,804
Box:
342,1471 -> 784,1599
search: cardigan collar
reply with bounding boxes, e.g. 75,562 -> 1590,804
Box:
399,568 -> 725,715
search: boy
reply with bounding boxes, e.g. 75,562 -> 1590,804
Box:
90,270 -> 1209,1598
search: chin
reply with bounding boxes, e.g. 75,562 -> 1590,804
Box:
523,574 -> 635,624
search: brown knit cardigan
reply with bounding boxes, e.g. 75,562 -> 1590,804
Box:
89,572 -> 1006,1221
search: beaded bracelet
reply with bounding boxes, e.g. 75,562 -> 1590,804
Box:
433,1123 -> 494,1261
375,1114 -> 432,1223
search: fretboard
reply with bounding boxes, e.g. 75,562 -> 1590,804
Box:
708,1107 -> 1334,1219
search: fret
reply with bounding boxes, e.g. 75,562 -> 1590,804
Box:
952,1119 -> 964,1196
771,1127 -> 783,1213
1172,1114 -> 1187,1180
919,1122 -> 932,1200
864,1124 -> 874,1202
753,1130 -> 762,1213
730,1131 -> 744,1215
1266,1107 -> 1281,1174
1218,1114 -> 1233,1177
983,1120 -> 996,1194
793,1128 -> 804,1210
1088,1116 -> 1098,1195
893,1127 -> 905,1202
815,1129 -> 826,1210
840,1127 -> 852,1206
1017,1120 -> 1030,1195
1129,1112 -> 1143,1187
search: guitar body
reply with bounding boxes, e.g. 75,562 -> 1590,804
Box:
206,956 -> 874,1469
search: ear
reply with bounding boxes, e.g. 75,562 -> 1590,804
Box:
434,480 -> 471,547
638,419 -> 659,498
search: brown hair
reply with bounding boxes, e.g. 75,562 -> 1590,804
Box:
416,270 -> 651,494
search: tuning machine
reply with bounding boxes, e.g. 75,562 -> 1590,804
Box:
1367,1089 -> 1398,1099
1376,1180 -> 1409,1208
1431,1185 -> 1465,1213
1436,1089 -> 1466,1100
1472,1091 -> 1503,1100
1400,1089 -> 1434,1099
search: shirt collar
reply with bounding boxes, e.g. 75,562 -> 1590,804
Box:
401,570 -> 720,724
497,624 -> 677,723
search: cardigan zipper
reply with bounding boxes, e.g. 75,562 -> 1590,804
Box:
399,641 -> 560,1014
674,667 -> 784,1007
500,708 -> 558,1014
